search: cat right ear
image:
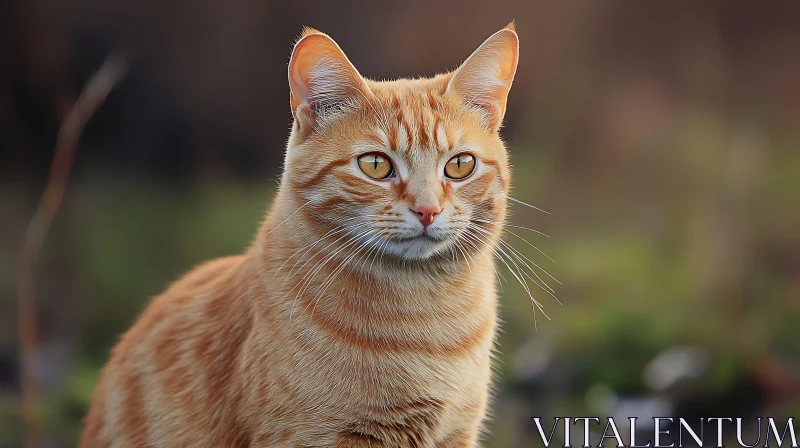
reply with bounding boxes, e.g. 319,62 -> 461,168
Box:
288,28 -> 373,133
446,24 -> 519,132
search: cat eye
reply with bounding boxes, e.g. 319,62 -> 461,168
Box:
444,153 -> 476,180
357,153 -> 395,179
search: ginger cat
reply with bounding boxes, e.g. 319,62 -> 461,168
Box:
81,23 -> 519,448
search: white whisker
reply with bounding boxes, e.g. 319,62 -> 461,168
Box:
266,200 -> 313,236
462,227 -> 551,327
505,195 -> 550,214
502,228 -> 555,263
470,223 -> 562,288
473,219 -> 551,238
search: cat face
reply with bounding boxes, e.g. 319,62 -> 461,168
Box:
284,26 -> 518,261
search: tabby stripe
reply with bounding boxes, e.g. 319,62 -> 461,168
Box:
292,158 -> 350,189
300,297 -> 493,356
368,397 -> 443,414
298,284 -> 481,324
121,371 -> 148,445
417,113 -> 430,148
479,159 -> 509,190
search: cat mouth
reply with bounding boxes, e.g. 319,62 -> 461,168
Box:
382,233 -> 454,261
393,232 -> 446,243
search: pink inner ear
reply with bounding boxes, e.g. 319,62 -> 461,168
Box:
495,37 -> 518,83
446,28 -> 519,129
289,37 -> 324,112
288,33 -> 372,120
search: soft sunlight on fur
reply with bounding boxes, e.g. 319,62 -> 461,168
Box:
80,24 -> 540,448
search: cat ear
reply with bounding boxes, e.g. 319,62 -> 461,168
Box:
446,23 -> 519,132
288,28 -> 373,132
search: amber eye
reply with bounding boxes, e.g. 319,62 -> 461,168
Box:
444,153 -> 476,180
357,153 -> 395,179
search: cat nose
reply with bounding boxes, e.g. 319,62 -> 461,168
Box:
412,205 -> 442,228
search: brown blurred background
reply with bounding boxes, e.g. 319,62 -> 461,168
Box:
2,0 -> 800,447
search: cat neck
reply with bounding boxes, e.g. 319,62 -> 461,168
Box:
250,194 -> 494,312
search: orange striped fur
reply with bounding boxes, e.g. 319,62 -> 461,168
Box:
81,24 -> 519,447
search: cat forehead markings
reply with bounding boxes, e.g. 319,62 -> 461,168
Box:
364,88 -> 461,156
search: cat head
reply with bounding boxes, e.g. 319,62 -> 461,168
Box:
282,24 -> 518,261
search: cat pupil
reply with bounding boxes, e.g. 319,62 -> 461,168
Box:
374,156 -> 379,170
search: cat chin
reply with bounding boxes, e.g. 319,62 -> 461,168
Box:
384,236 -> 455,261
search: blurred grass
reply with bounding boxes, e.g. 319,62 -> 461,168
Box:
1,180 -> 273,446
68,180 -> 272,361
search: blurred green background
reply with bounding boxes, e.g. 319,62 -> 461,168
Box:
1,0 -> 800,447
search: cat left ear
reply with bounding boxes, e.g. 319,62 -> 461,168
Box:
446,23 -> 519,132
288,28 -> 373,133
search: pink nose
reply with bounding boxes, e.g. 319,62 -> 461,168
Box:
413,205 -> 442,228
